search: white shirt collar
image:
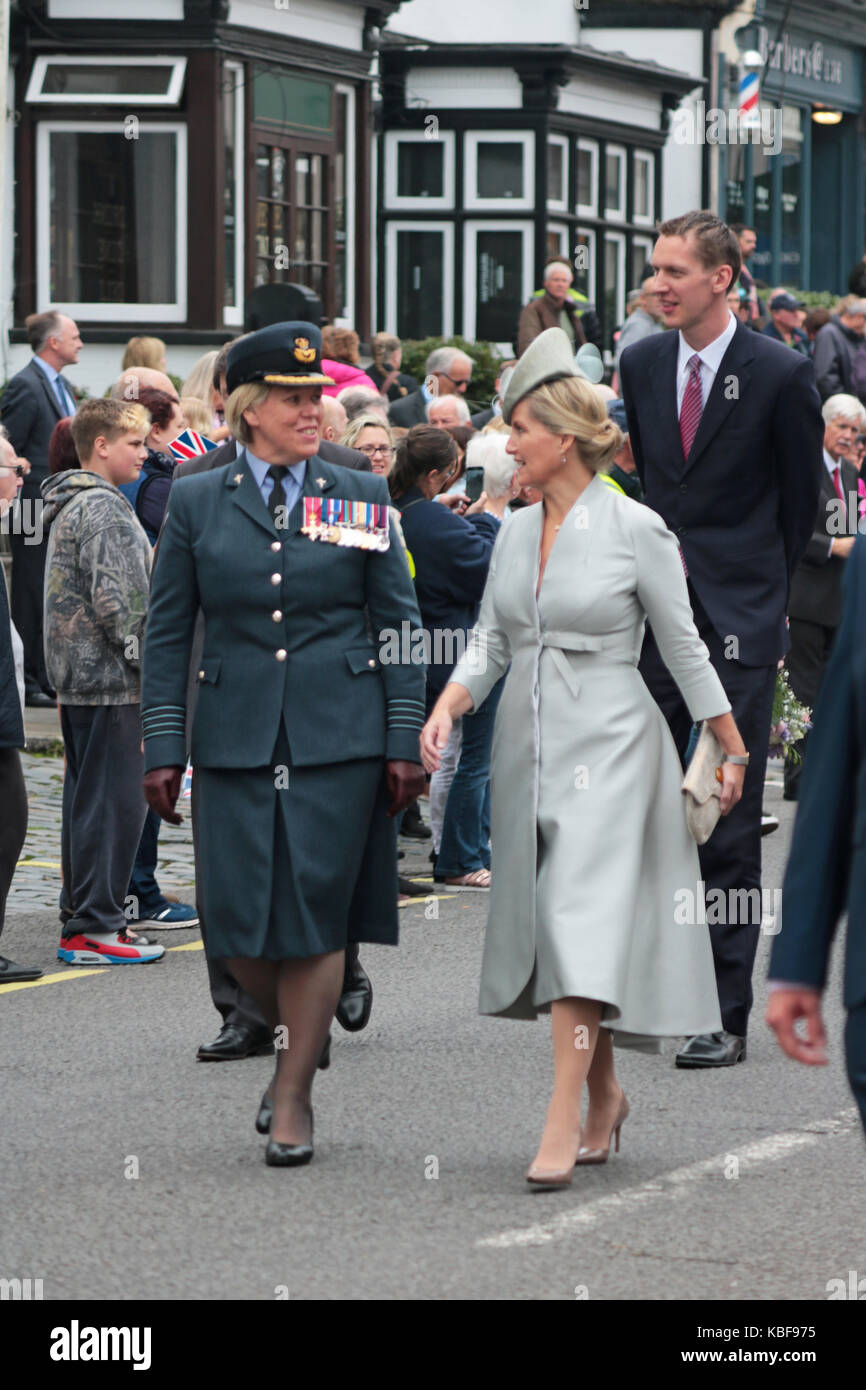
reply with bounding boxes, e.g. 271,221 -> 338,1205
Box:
823,448 -> 843,476
677,312 -> 737,383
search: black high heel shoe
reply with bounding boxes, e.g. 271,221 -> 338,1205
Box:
265,1109 -> 313,1167
255,1032 -> 331,1133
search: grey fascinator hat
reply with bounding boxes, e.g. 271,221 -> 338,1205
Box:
502,329 -> 605,424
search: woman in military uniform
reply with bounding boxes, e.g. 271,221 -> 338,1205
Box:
142,323 -> 426,1167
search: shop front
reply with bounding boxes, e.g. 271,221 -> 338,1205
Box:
724,16 -> 865,291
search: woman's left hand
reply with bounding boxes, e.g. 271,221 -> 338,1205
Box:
718,760 -> 745,816
386,759 -> 427,817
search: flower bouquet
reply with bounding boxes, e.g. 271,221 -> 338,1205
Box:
769,668 -> 812,762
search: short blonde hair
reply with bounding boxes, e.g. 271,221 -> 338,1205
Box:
340,413 -> 394,451
225,382 -> 270,446
525,376 -> 622,474
71,398 -> 150,464
179,395 -> 212,434
122,336 -> 166,372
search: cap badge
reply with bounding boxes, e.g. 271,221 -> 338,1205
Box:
294,336 -> 316,364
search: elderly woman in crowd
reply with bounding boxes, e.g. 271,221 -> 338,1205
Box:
421,329 -> 748,1187
142,322 -> 426,1167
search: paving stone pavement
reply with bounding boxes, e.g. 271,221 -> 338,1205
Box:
11,752 -> 436,915
12,751 -> 197,915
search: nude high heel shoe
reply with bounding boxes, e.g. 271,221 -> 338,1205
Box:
574,1093 -> 629,1165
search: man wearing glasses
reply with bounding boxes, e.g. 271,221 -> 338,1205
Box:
388,347 -> 473,430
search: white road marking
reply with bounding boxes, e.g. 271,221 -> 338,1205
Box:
477,1108 -> 858,1250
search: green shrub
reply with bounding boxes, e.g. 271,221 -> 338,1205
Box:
399,336 -> 504,414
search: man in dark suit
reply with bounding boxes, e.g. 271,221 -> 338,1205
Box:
620,210 -> 824,1069
767,540 -> 866,1135
388,347 -> 473,429
164,348 -> 371,1063
784,393 -> 862,800
1,311 -> 81,705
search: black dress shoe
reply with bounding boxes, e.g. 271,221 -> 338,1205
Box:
256,1034 -> 330,1134
398,874 -> 428,897
675,1031 -> 747,1069
265,1137 -> 313,1167
0,954 -> 43,983
335,946 -> 372,1032
25,691 -> 54,708
196,1023 -> 274,1062
401,801 -> 432,840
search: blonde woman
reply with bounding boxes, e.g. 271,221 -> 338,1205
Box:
340,412 -> 395,478
122,337 -> 167,373
182,351 -> 229,441
421,330 -> 748,1187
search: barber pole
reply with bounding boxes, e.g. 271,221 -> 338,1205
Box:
738,69 -> 760,129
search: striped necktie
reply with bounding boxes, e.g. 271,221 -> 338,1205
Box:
679,353 -> 703,460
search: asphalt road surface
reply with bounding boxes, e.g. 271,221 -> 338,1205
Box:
1,775 -> 863,1303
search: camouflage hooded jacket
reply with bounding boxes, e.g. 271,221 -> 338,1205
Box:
41,470 -> 152,705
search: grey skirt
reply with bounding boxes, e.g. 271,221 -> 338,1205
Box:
196,723 -> 398,960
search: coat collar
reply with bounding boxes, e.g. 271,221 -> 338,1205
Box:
225,449 -> 338,537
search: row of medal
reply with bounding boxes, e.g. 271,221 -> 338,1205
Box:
301,496 -> 391,551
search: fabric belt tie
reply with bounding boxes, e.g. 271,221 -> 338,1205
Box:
540,630 -> 605,697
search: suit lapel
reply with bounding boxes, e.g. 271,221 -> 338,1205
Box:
30,361 -> 64,421
683,323 -> 754,475
226,450 -> 339,538
644,333 -> 682,478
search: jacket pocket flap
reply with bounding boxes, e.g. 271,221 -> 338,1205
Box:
345,648 -> 380,675
196,657 -> 221,685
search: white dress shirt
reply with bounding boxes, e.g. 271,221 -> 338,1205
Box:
676,312 -> 738,415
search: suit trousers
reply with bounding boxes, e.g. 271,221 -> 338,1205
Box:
640,597 -> 777,1037
59,704 -> 147,936
845,1004 -> 866,1142
10,482 -> 50,693
190,770 -> 265,1034
783,618 -> 837,801
0,748 -> 28,940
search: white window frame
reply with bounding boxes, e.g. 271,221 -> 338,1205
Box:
384,129 -> 455,211
574,226 -> 596,299
546,134 -> 569,212
462,218 -> 534,347
37,120 -> 188,322
633,151 -> 655,226
546,221 -> 569,261
333,83 -> 357,324
464,131 -> 534,212
604,144 -> 627,222
223,62 -> 245,327
604,230 -> 627,355
631,234 -> 655,285
385,220 -> 455,340
26,55 -> 187,106
576,138 -> 598,218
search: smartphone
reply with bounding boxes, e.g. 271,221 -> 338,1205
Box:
464,465 -> 484,504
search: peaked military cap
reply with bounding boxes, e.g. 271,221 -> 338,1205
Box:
502,329 -> 604,423
226,321 -> 336,394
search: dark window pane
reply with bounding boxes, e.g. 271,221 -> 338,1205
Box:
605,152 -> 623,211
49,130 -> 176,304
42,63 -> 173,97
475,230 -> 524,341
397,141 -> 444,199
223,68 -> 238,309
271,147 -> 287,201
253,70 -> 333,133
476,142 -> 524,199
547,143 -> 563,203
577,146 -> 594,207
335,91 -> 347,316
396,230 -> 443,339
256,145 -> 270,199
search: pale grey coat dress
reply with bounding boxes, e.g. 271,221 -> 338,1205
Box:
450,474 -> 731,1047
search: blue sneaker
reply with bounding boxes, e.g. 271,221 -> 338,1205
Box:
131,901 -> 199,930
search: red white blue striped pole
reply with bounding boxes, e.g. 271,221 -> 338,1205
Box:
738,69 -> 760,129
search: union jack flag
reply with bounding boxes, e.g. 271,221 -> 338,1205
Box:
168,428 -> 219,461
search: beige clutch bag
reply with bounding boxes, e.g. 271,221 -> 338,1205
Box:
681,722 -> 723,845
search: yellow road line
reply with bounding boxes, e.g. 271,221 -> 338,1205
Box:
0,967 -> 105,994
15,859 -> 61,869
166,941 -> 204,952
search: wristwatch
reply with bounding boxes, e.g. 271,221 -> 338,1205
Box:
723,753 -> 750,766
